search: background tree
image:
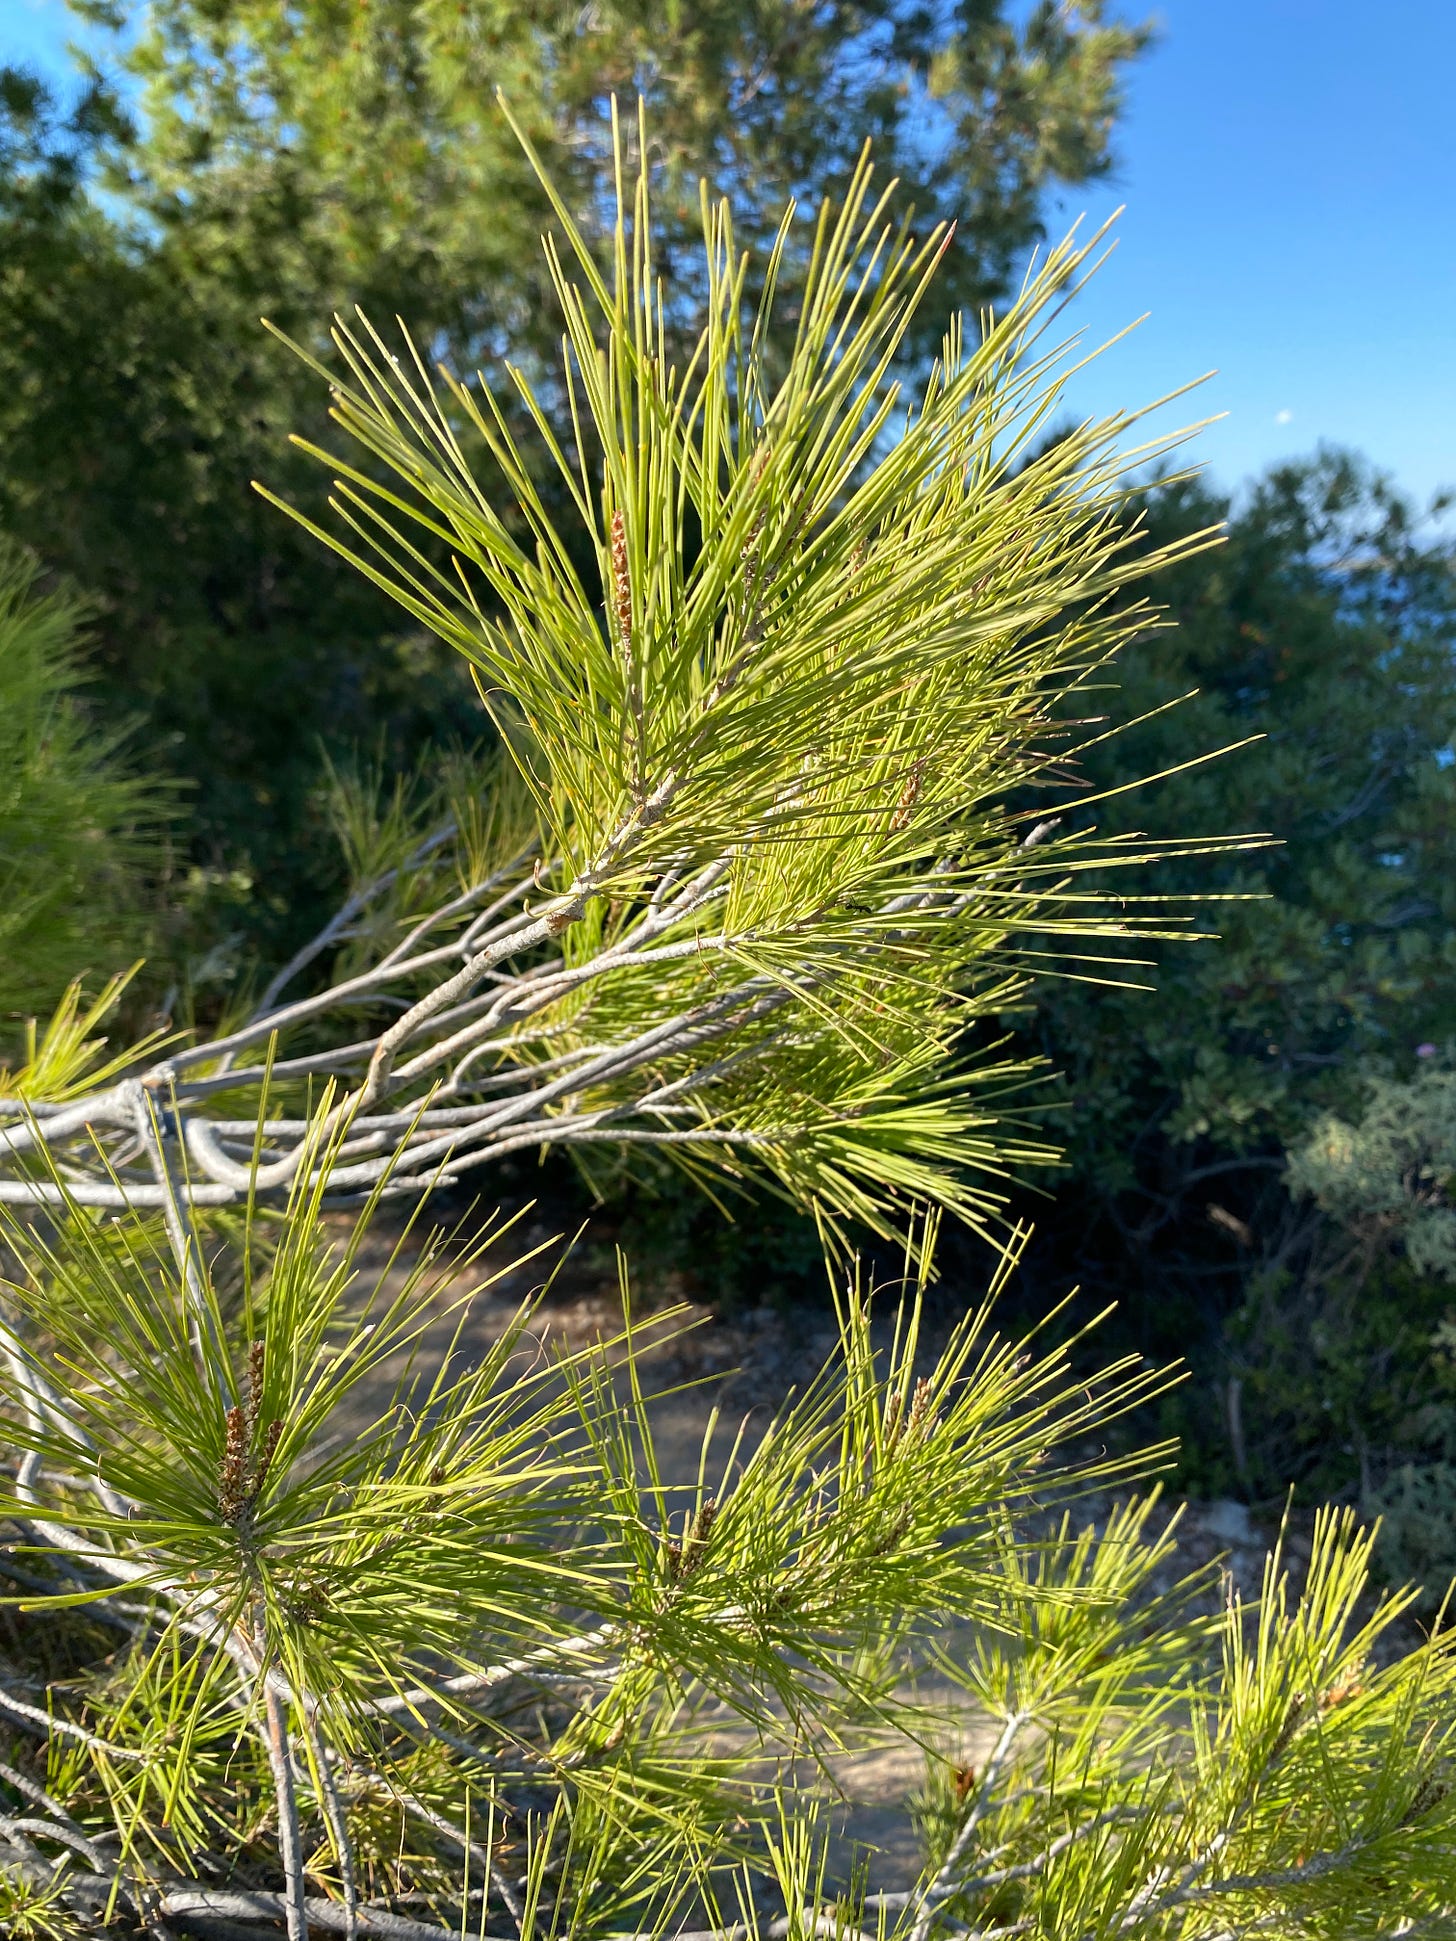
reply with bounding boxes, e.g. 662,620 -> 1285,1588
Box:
0,68 -> 474,980
1,2 -> 1150,966
1001,451 -> 1456,1502
75,0 -> 1148,353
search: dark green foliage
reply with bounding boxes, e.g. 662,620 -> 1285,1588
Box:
1368,1459 -> 1456,1611
1008,450 -> 1456,1502
1290,1061 -> 1456,1281
1035,451 -> 1456,1172
614,1175 -> 829,1312
76,0 -> 1149,361
1,5 -> 1149,965
0,539 -> 172,1039
1273,1061 -> 1456,1596
0,69 -> 478,976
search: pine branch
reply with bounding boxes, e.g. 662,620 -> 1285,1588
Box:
907,1712 -> 1029,1941
157,1888 -> 462,1938
0,115 -> 1258,1247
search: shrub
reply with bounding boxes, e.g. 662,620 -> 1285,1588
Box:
1289,1060 -> 1456,1283
1010,454 -> 1456,1496
1367,1460 -> 1456,1613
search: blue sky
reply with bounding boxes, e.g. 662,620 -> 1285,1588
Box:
1045,1 -> 1456,506
8,0 -> 1455,506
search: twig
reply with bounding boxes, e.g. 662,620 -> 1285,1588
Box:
158,1888 -> 463,1938
306,1711 -> 359,1941
3,1812 -> 111,1869
396,1786 -> 523,1933
0,1758 -> 117,1876
251,820 -> 470,1019
265,1677 -> 310,1940
907,1711 -> 1029,1941
0,1680 -> 148,1761
1131,1836 -> 1375,1923
361,1622 -> 620,1719
130,1081 -> 232,1400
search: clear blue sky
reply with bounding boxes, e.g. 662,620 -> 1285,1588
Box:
1045,0 -> 1456,505
8,0 -> 1455,505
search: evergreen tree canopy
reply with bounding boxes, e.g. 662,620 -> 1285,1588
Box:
75,0 -> 1149,361
1,4 -> 1150,962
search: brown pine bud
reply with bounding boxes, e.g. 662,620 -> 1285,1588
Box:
246,1340 -> 265,1440
597,1717 -> 627,1756
610,508 -> 632,652
251,1418 -> 284,1499
869,1506 -> 913,1557
889,762 -> 925,834
884,1388 -> 906,1446
1317,1673 -> 1365,1711
681,1496 -> 717,1578
1401,1771 -> 1450,1826
219,1406 -> 249,1524
1269,1690 -> 1307,1763
906,1376 -> 936,1440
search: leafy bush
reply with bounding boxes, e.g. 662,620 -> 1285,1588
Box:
1169,1063 -> 1456,1514
1037,453 -> 1456,1182
1289,1059 -> 1456,1282
1278,1060 -> 1456,1593
1367,1459 -> 1456,1613
1006,453 -> 1456,1497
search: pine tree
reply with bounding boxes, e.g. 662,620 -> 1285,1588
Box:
6,4 -> 1151,956
3,104 -> 1453,1941
0,540 -> 171,1042
2,1191 -> 1455,1938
